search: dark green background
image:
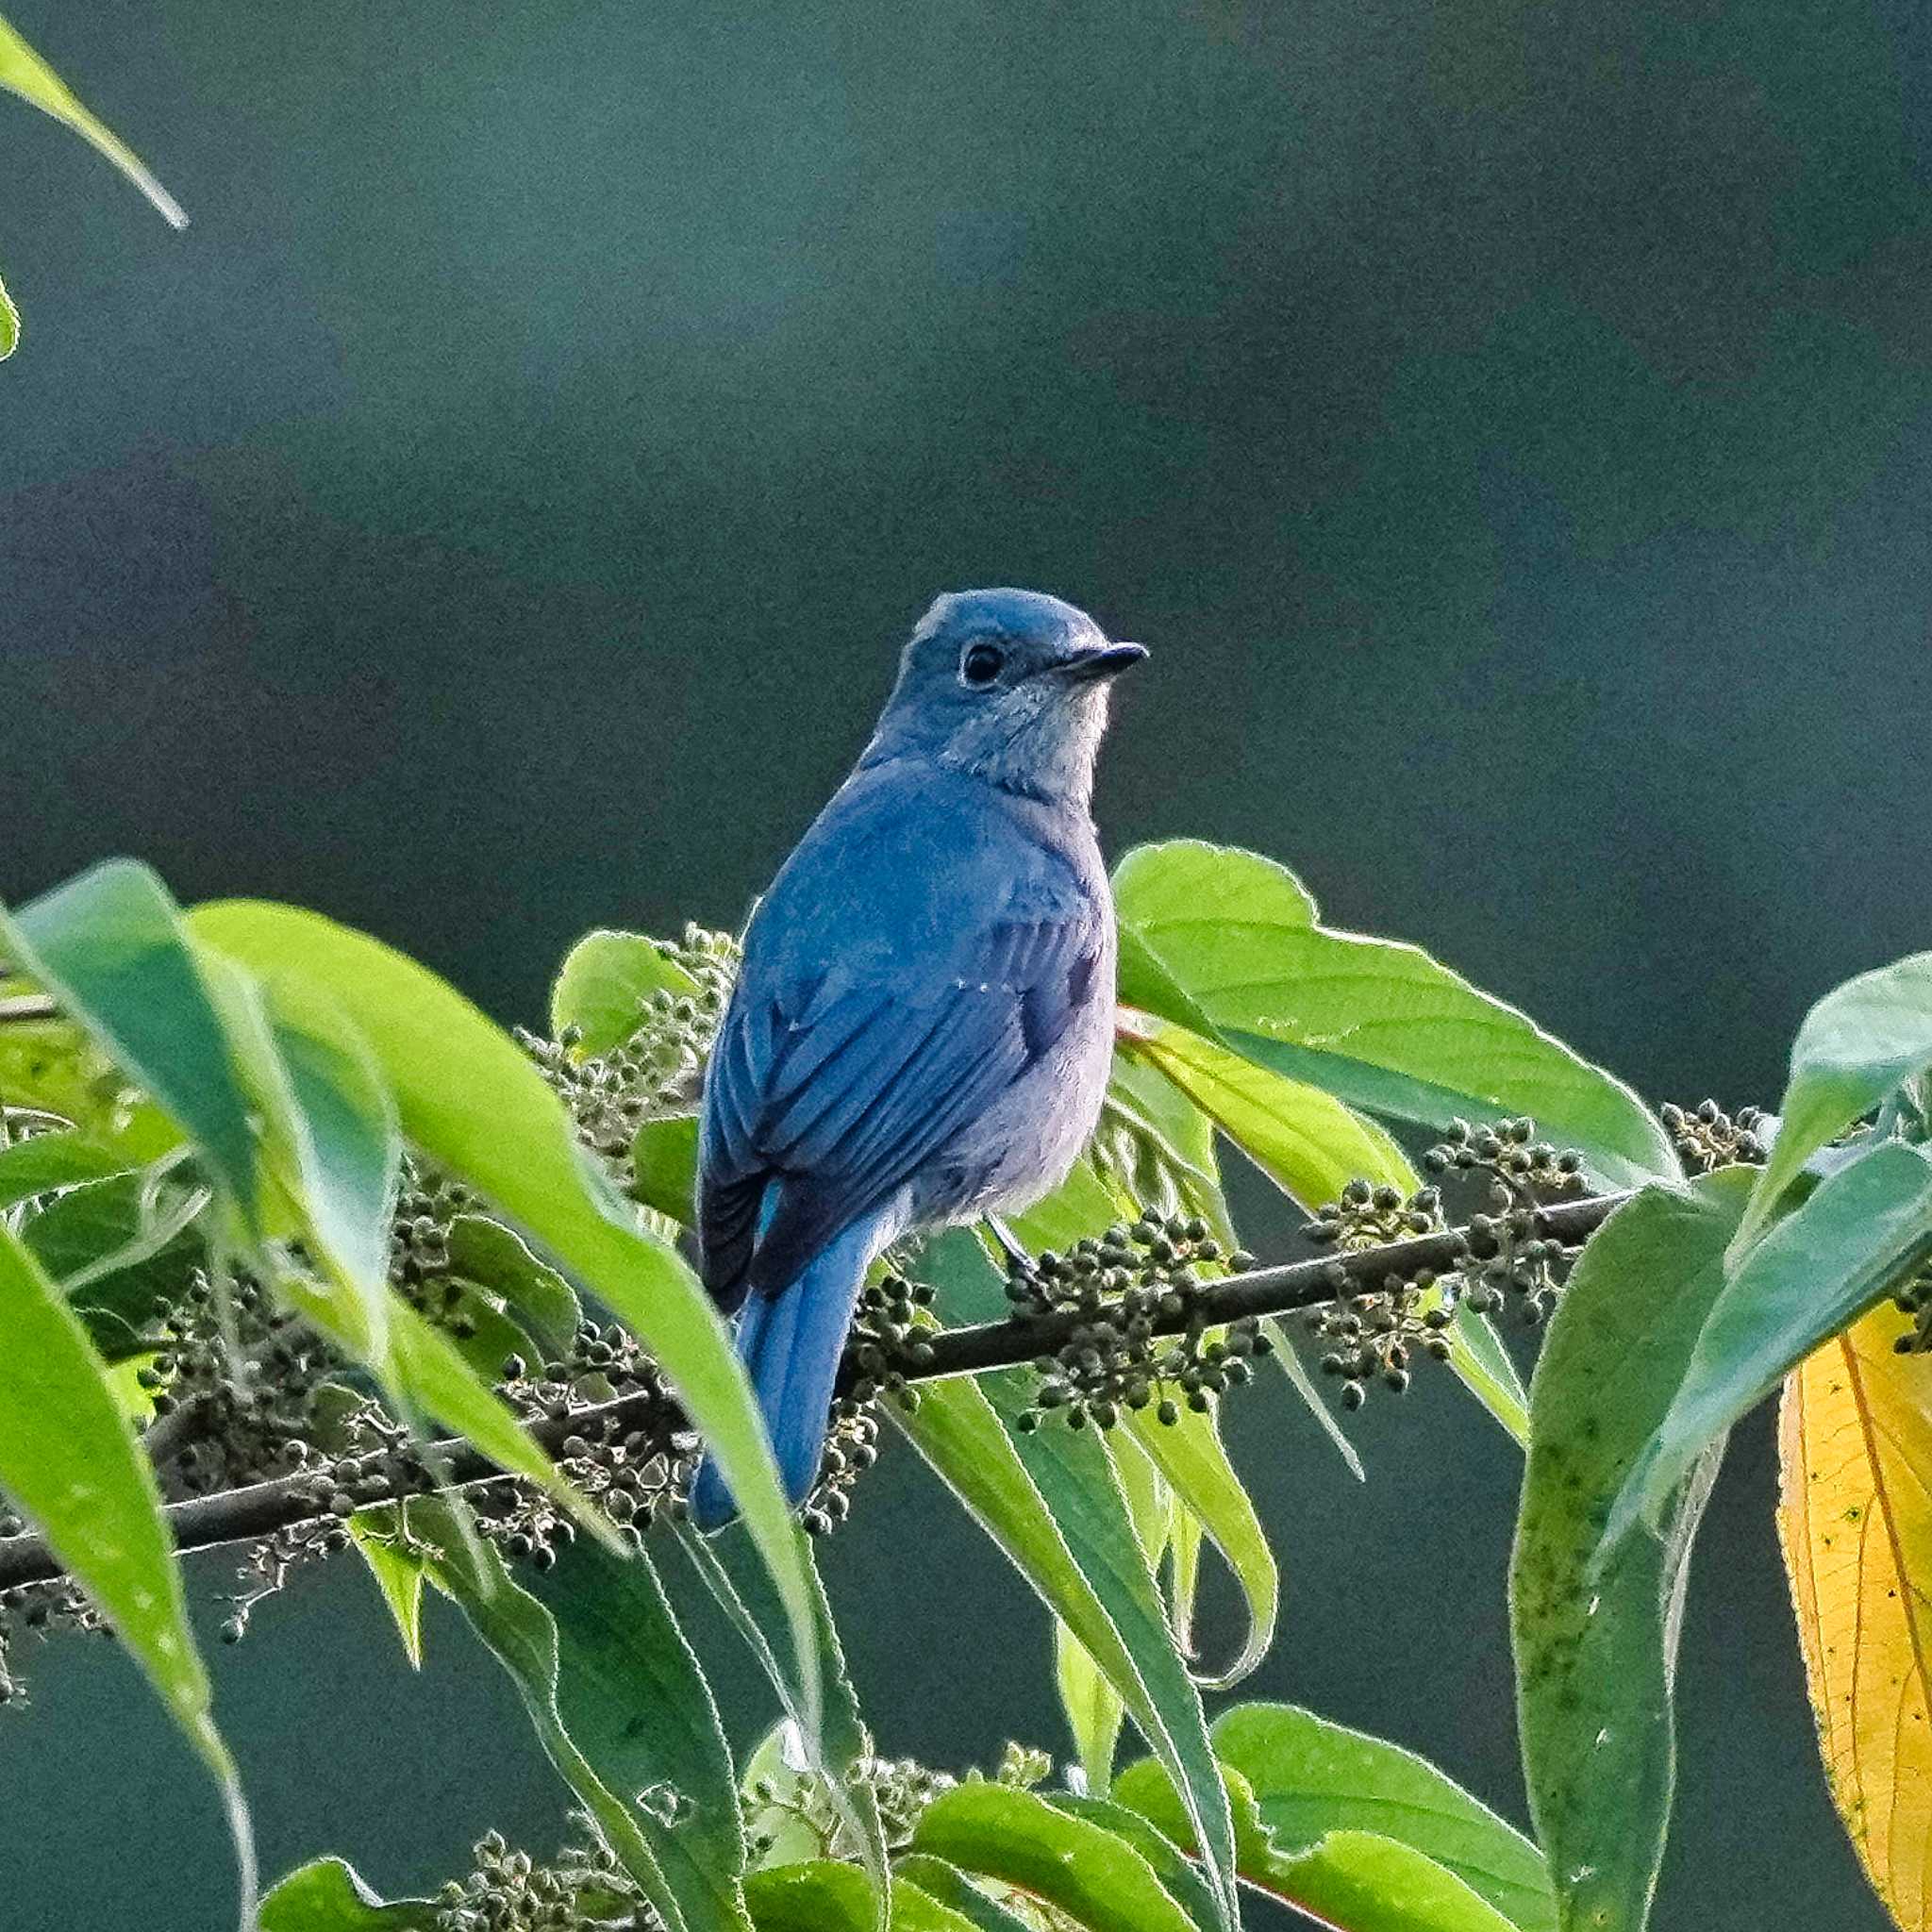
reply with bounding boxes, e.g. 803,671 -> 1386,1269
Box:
4,0 -> 1929,1924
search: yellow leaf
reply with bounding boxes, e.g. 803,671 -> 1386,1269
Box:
1779,1303 -> 1932,1928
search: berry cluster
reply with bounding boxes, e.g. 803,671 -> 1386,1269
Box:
0,1559 -> 108,1707
1660,1100 -> 1768,1175
518,925 -> 739,1183
433,1825 -> 650,1932
1007,1213 -> 1269,1435
389,1162 -> 482,1337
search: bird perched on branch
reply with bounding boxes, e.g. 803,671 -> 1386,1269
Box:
688,589 -> 1145,1529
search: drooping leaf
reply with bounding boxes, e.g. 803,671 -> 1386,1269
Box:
5,863 -> 260,1224
1733,952 -> 1932,1255
1779,1302 -> 1932,1930
0,1220 -> 255,1915
1201,1703 -> 1554,1931
349,1511 -> 427,1669
911,1782 -> 1199,1932
893,1371 -> 1240,1931
1607,1140 -> 1932,1551
1112,841 -> 1675,1191
259,1857 -> 438,1930
0,11 -> 187,226
418,1506 -> 716,1932
1047,1794 -> 1224,1928
1115,1757 -> 1524,1932
1510,1172 -> 1752,1932
677,1524 -> 890,1920
444,1213 -> 582,1356
0,1129 -> 127,1209
527,1537 -> 750,1931
24,1170 -> 206,1349
549,929 -> 699,1058
189,899 -> 824,1749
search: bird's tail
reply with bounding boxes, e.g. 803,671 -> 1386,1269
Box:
688,1206 -> 888,1533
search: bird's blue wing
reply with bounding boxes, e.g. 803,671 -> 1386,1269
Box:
697,799 -> 1105,1308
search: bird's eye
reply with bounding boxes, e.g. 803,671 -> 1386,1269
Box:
960,641 -> 1006,687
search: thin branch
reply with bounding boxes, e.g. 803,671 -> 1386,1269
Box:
0,1187 -> 1631,1594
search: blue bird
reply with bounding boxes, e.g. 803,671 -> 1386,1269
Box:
688,589 -> 1146,1530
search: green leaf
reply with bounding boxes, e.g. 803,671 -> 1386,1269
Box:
741,1723 -> 834,1871
0,11 -> 187,225
890,1857 -> 1039,1932
744,1863 -> 976,1932
1510,1172 -> 1753,1932
1118,1008 -> 1414,1211
349,1511 -> 427,1669
550,929 -> 699,1058
912,1782 -> 1199,1932
1733,952 -> 1932,1254
189,899 -> 824,1749
24,1171 -> 206,1349
419,1505 -> 718,1932
1047,1795 -> 1224,1929
0,1220 -> 255,1914
0,267 -> 16,358
1122,1402 -> 1275,1692
5,862 -> 259,1224
633,1113 -> 701,1224
1113,841 -> 1676,1191
527,1537 -> 750,1931
0,1129 -> 126,1208
1116,1757 -> 1522,1932
1202,1703 -> 1554,1931
259,1857 -> 438,1930
892,1372 -> 1240,1931
1608,1139 -> 1932,1552
678,1525 -> 890,1919
444,1213 -> 582,1356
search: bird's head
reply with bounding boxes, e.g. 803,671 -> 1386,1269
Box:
863,588 -> 1146,808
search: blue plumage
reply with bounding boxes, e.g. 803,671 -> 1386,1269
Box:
688,590 -> 1144,1530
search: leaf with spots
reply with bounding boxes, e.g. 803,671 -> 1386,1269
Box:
1779,1302 -> 1932,1930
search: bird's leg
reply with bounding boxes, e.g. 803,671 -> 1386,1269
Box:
985,1215 -> 1031,1271
984,1216 -> 1049,1311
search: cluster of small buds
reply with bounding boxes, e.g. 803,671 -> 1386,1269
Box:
1659,1100 -> 1769,1175
1891,1267 -> 1932,1356
0,1559 -> 108,1707
389,1161 -> 480,1336
141,1270 -> 343,1495
745,1751 -> 959,1860
485,1324 -> 688,1557
1301,1182 -> 1452,1410
434,1825 -> 653,1932
1008,1214 -> 1270,1435
1425,1119 -> 1585,1328
517,925 -> 739,1184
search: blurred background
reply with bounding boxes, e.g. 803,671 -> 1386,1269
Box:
2,0 -> 1928,1924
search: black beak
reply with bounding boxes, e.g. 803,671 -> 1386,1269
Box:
1060,641 -> 1149,682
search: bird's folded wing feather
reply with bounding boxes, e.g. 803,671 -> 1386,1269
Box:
698,800 -> 1102,1307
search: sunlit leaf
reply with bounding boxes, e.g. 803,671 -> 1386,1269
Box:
893,1365 -> 1240,1931
0,1220 -> 255,1916
911,1782 -> 1199,1932
1733,952 -> 1932,1256
1779,1302 -> 1932,1930
189,899 -> 824,1750
1203,1703 -> 1553,1930
259,1857 -> 437,1929
1113,841 -> 1675,1190
743,1862 -> 976,1931
550,929 -> 698,1058
890,1857 -> 1040,1932
1116,1756 -> 1523,1932
1608,1140 -> 1932,1551
1511,1172 -> 1752,1932
0,268 -> 16,358
632,1113 -> 700,1224
444,1213 -> 581,1356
